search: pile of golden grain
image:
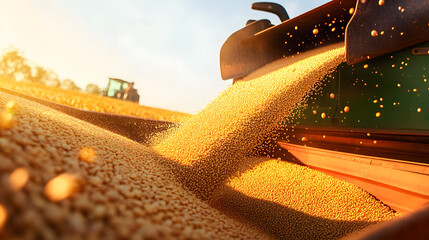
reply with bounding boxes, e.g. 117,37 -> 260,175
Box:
0,79 -> 190,123
0,93 -> 268,239
0,44 -> 400,240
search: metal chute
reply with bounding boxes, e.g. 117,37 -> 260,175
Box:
220,0 -> 429,80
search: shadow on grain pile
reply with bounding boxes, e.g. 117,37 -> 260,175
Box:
211,187 -> 370,239
209,157 -> 399,240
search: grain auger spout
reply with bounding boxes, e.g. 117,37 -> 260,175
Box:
220,0 -> 429,80
219,0 -> 429,225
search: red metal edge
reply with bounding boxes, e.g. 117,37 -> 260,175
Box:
342,205 -> 429,240
277,141 -> 429,213
277,125 -> 429,164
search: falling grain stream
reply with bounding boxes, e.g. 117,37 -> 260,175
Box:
0,43 -> 400,239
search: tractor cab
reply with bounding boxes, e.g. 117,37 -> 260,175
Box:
105,78 -> 140,103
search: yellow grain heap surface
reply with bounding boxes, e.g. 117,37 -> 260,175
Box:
0,93 -> 269,240
211,158 -> 400,240
154,44 -> 346,200
0,79 -> 190,123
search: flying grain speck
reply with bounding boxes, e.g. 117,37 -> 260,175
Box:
9,167 -> 30,190
344,106 -> 350,112
6,100 -> 16,113
44,173 -> 80,202
0,204 -> 6,230
0,111 -> 14,130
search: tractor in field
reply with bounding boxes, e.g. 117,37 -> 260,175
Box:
104,77 -> 140,103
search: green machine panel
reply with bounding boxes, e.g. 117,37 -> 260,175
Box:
338,41 -> 429,130
285,41 -> 429,131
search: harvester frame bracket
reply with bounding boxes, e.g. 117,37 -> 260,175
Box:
220,19 -> 274,80
251,2 -> 290,22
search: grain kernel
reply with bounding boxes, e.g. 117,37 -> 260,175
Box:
0,204 -> 6,230
9,167 -> 29,190
0,111 -> 14,130
44,173 -> 80,202
79,147 -> 97,163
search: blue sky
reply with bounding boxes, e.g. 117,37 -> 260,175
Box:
0,0 -> 329,113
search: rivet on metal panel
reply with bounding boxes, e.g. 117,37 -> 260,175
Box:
412,47 -> 429,55
357,0 -> 369,12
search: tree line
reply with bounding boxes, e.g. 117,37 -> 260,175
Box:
0,47 -> 101,94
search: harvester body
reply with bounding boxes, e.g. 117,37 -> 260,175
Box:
221,0 -> 429,80
220,0 -> 429,213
